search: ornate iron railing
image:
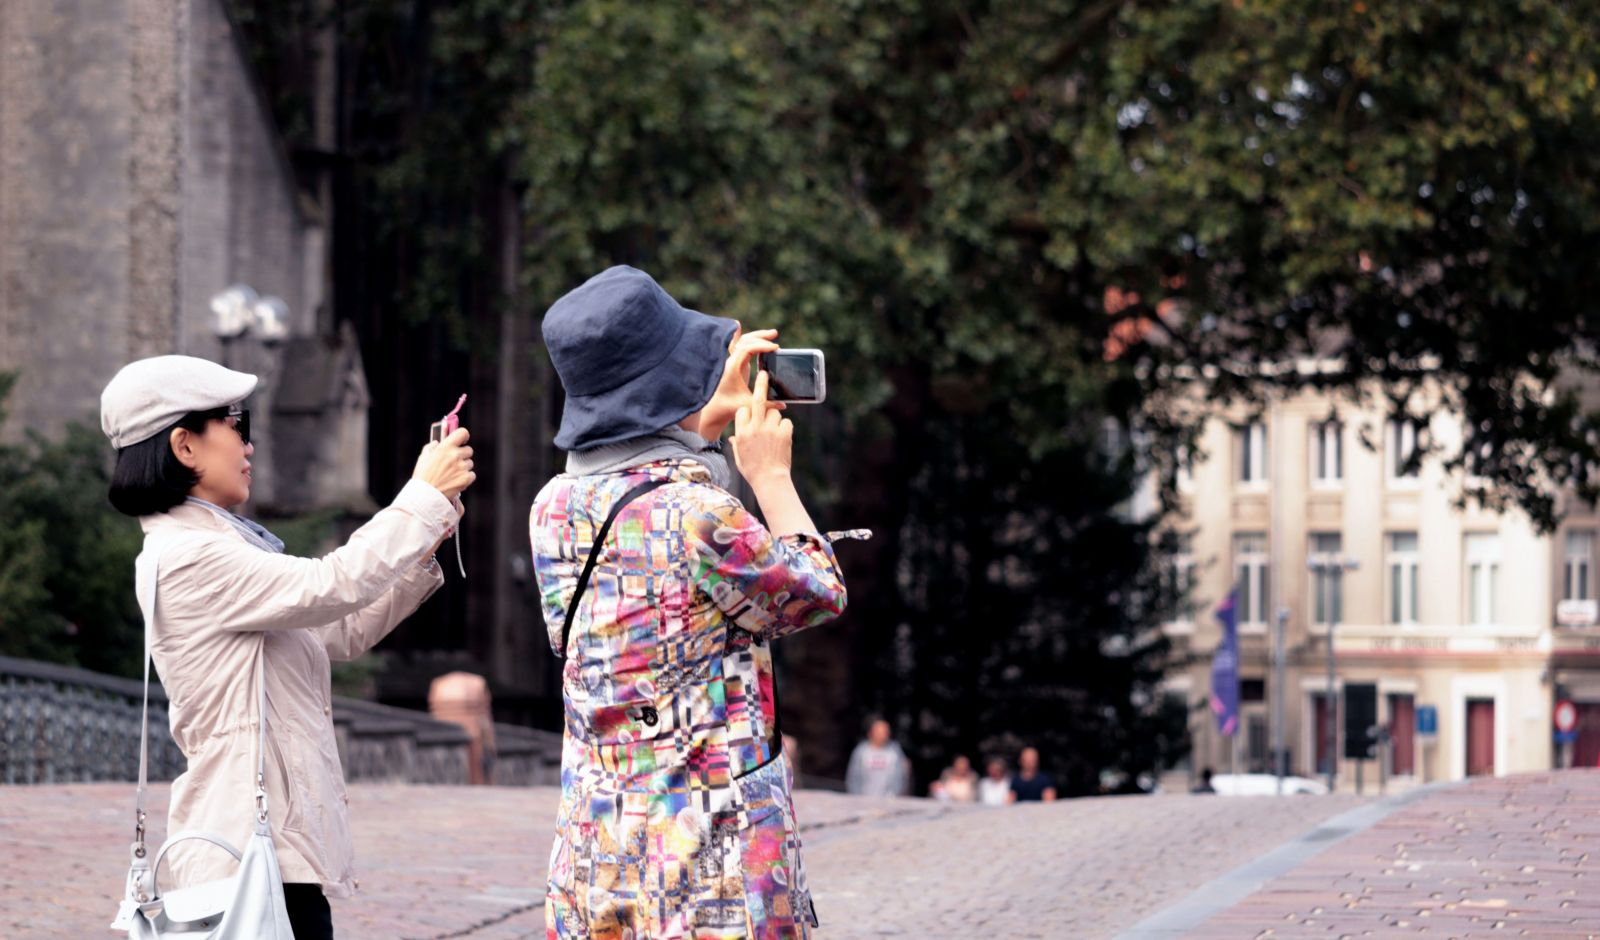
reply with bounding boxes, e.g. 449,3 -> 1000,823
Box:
0,656 -> 560,786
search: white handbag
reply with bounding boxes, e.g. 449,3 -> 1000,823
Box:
110,540 -> 296,939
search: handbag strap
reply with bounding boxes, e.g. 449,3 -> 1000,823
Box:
558,479 -> 670,660
133,548 -> 158,852
132,536 -> 274,856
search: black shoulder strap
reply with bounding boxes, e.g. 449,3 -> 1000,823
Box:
559,479 -> 671,660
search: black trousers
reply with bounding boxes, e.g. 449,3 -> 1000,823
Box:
282,883 -> 334,940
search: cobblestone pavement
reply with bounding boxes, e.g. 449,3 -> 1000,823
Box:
1183,770 -> 1600,939
0,781 -> 1366,939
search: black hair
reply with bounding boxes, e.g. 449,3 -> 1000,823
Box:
107,407 -> 231,517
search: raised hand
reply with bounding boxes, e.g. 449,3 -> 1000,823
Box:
413,427 -> 476,499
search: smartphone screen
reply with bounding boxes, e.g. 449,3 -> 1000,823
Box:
760,350 -> 825,403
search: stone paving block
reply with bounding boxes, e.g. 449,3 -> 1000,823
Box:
1189,770 -> 1600,939
1,782 -> 1368,939
11,773 -> 1599,938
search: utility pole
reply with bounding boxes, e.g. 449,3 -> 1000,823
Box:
1311,553 -> 1359,794
1325,583 -> 1336,794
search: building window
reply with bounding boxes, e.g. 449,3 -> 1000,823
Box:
1311,420 -> 1343,485
1246,712 -> 1270,772
1565,531 -> 1593,602
1465,533 -> 1500,626
1174,444 -> 1195,492
1235,422 -> 1268,485
1388,419 -> 1421,480
1234,532 -> 1269,627
1309,533 -> 1344,626
1166,532 -> 1196,624
1388,532 -> 1420,625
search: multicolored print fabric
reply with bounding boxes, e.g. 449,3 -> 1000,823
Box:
530,457 -> 847,939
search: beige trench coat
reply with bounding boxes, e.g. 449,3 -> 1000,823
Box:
139,480 -> 458,897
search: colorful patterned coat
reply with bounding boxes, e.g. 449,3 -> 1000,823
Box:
530,457 -> 848,939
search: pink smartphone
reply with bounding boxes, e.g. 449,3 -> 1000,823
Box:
430,394 -> 467,443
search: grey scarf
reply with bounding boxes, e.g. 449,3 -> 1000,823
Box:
185,496 -> 286,554
565,426 -> 733,490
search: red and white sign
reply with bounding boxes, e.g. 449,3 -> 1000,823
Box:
1555,699 -> 1578,734
1557,599 -> 1599,627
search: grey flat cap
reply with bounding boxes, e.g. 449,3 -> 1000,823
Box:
101,355 -> 257,449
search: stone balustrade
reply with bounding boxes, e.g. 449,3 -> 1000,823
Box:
0,655 -> 561,787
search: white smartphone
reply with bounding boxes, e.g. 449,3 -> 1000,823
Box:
759,349 -> 826,404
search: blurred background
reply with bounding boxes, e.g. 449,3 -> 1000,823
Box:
2,0 -> 1599,797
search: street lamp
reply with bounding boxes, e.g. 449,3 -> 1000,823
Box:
210,284 -> 289,365
208,285 -> 289,509
1308,552 -> 1359,793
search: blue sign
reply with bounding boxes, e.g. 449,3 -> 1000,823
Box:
1417,705 -> 1438,737
1556,730 -> 1579,745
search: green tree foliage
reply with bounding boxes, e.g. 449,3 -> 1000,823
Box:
232,0 -> 1188,788
0,375 -> 145,676
1041,0 -> 1600,527
503,0 -> 1600,783
508,0 -> 1186,790
230,0 -> 1600,787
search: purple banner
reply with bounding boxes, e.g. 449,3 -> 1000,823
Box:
1210,588 -> 1240,737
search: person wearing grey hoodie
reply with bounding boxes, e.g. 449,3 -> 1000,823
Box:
846,718 -> 911,797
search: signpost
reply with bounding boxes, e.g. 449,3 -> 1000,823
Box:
1417,706 -> 1438,737
1417,705 -> 1438,782
1555,699 -> 1579,766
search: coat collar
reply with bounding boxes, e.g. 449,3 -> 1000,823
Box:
139,501 -> 236,537
621,457 -> 716,487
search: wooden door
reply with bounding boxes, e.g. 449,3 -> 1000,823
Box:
1575,703 -> 1600,768
1312,693 -> 1335,776
1466,698 -> 1495,777
1388,693 -> 1415,776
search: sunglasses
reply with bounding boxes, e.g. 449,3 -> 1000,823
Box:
224,408 -> 251,446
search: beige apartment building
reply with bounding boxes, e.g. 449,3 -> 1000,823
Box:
1164,389 -> 1600,789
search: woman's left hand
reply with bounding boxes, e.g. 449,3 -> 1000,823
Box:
693,327 -> 783,441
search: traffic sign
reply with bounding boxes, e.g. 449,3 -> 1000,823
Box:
1556,730 -> 1579,745
1417,705 -> 1438,738
1555,699 -> 1578,734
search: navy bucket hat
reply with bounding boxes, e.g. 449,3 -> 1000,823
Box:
542,266 -> 739,451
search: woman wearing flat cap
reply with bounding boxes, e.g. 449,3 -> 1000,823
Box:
531,266 -> 848,939
101,354 -> 476,939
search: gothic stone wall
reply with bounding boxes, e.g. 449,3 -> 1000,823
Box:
0,0 -> 316,511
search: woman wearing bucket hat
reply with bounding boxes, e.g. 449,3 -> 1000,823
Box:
531,266 -> 848,939
101,354 -> 476,939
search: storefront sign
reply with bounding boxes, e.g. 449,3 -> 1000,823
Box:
1557,599 -> 1599,627
1417,705 -> 1438,738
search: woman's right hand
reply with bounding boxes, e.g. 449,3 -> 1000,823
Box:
730,371 -> 793,486
413,427 -> 476,499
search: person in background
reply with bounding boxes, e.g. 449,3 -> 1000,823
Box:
846,718 -> 911,797
1009,746 -> 1058,803
978,757 -> 1012,806
933,754 -> 978,803
1191,766 -> 1217,794
783,734 -> 803,788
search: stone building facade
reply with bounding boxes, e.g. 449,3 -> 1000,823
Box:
1165,386 -> 1600,789
0,0 -> 340,510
